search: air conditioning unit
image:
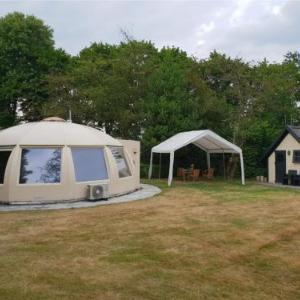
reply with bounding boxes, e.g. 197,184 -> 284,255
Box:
87,184 -> 109,201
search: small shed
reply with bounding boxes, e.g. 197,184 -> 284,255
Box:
148,130 -> 245,186
264,125 -> 300,184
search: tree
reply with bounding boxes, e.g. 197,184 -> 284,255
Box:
199,51 -> 300,177
0,12 -> 67,128
199,52 -> 264,177
42,53 -> 94,123
141,47 -> 227,161
71,40 -> 158,136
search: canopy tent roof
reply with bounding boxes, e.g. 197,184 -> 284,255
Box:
152,130 -> 242,154
149,130 -> 245,186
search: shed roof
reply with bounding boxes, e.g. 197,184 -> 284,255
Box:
0,121 -> 121,147
263,125 -> 300,159
151,130 -> 241,154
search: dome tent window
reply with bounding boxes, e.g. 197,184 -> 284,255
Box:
110,146 -> 131,178
0,151 -> 11,184
71,148 -> 108,182
19,148 -> 62,184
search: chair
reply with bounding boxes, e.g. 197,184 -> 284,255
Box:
282,174 -> 288,185
188,169 -> 200,181
177,168 -> 185,180
292,175 -> 300,186
203,168 -> 215,179
288,170 -> 297,175
288,170 -> 297,185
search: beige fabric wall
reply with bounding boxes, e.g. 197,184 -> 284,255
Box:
0,141 -> 140,204
268,134 -> 300,183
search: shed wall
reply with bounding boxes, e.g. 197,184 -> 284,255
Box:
268,133 -> 300,183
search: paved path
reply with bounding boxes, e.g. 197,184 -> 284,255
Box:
256,181 -> 300,189
0,184 -> 161,212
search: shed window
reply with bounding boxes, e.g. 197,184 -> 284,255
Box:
110,146 -> 131,178
20,148 -> 61,184
293,150 -> 300,163
71,148 -> 108,182
0,151 -> 11,184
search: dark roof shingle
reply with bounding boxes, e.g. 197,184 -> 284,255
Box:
263,125 -> 300,160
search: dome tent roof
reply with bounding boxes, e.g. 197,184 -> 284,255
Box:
0,120 -> 121,147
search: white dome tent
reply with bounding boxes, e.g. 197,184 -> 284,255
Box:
148,130 -> 245,186
0,118 -> 140,204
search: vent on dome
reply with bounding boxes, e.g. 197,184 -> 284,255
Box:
42,117 -> 66,122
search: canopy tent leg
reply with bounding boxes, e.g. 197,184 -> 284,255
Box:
148,151 -> 154,179
206,152 -> 210,169
168,151 -> 174,186
223,151 -> 226,180
240,151 -> 245,185
159,153 -> 162,179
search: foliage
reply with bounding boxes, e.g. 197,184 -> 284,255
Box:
1,12 -> 300,177
0,12 -> 69,127
199,52 -> 300,177
71,41 -> 158,136
141,48 -> 227,159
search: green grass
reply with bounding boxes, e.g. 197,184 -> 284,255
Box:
0,180 -> 300,299
145,178 -> 300,202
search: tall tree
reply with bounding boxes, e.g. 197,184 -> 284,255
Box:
72,40 -> 158,136
0,12 -> 67,127
200,51 -> 300,177
199,52 -> 262,177
141,47 -> 227,159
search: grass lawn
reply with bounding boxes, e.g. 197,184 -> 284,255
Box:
0,179 -> 300,300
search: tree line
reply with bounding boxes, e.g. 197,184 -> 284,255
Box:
1,12 -> 300,178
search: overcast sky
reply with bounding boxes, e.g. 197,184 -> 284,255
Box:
0,0 -> 299,62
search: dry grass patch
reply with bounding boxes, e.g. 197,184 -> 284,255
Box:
0,180 -> 300,299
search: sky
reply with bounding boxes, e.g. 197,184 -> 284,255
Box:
0,0 -> 299,62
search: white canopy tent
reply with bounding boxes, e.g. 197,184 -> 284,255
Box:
148,130 -> 245,186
